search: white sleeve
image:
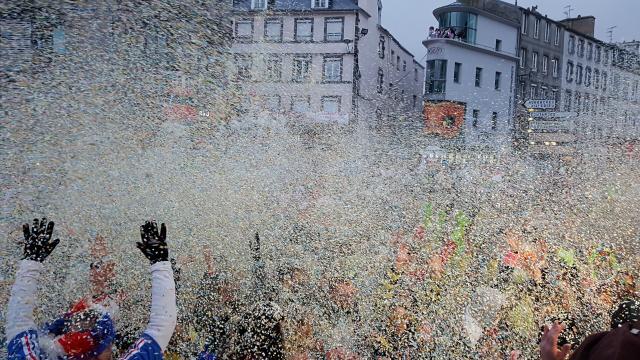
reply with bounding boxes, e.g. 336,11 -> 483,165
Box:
143,261 -> 177,352
5,260 -> 43,340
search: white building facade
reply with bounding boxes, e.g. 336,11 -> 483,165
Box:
422,2 -> 519,149
230,0 -> 423,124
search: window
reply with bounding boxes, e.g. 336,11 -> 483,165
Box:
378,36 -> 386,58
235,54 -> 252,80
52,25 -> 66,54
426,60 -> 447,94
495,39 -> 502,51
551,58 -> 559,78
594,69 -> 600,89
472,109 -> 479,127
587,43 -> 593,61
595,45 -> 601,63
604,49 -> 609,65
576,64 -> 583,85
566,61 -> 574,82
521,12 -> 528,34
530,84 -> 538,99
377,68 -> 384,93
520,48 -> 527,68
578,39 -> 584,57
554,26 -> 560,46
321,96 -> 341,113
438,11 -> 478,43
312,0 -> 329,8
295,18 -> 313,42
542,55 -> 548,75
585,66 -> 592,87
265,54 -> 282,81
491,112 -> 498,130
396,55 -> 401,70
413,95 -> 418,108
251,0 -> 267,10
564,90 -> 572,111
264,18 -> 282,42
292,55 -> 312,82
494,71 -> 501,90
291,96 -> 310,113
519,82 -> 526,100
531,52 -> 538,72
323,56 -> 342,82
568,35 -> 575,54
235,19 -> 253,41
541,86 -> 548,100
602,71 -> 608,91
544,21 -> 550,42
265,95 -> 281,111
403,60 -> 407,71
475,67 -> 482,87
325,18 -> 344,42
414,68 -> 419,81
533,18 -> 540,38
454,62 -> 461,83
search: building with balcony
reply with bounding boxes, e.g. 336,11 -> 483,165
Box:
230,0 -> 423,124
422,1 -> 519,149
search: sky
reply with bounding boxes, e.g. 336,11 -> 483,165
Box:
382,0 -> 640,60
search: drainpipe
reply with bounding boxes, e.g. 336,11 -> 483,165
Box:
353,11 -> 360,122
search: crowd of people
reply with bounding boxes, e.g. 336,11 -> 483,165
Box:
5,216 -> 639,359
428,26 -> 466,40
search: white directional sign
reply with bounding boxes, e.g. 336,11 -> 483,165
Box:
530,111 -> 577,118
530,120 -> 571,132
525,99 -> 556,109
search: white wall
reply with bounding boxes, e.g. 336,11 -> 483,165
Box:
425,40 -> 516,148
476,15 -> 518,56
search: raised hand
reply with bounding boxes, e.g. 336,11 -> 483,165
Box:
540,322 -> 572,360
136,220 -> 169,265
22,217 -> 60,262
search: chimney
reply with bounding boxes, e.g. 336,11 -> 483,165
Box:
560,15 -> 596,37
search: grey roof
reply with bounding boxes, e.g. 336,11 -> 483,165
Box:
233,0 -> 359,11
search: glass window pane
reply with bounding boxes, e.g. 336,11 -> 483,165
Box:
326,19 -> 343,41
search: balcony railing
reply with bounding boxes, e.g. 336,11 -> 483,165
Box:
424,35 -> 518,58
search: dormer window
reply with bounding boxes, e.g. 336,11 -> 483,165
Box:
251,0 -> 267,10
312,0 -> 330,9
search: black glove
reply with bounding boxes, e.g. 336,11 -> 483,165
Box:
137,220 -> 169,265
22,217 -> 60,262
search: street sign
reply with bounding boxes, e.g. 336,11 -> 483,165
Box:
530,111 -> 577,118
530,120 -> 570,132
525,99 -> 556,109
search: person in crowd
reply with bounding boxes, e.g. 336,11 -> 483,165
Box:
233,301 -> 286,360
540,299 -> 640,360
428,26 -> 435,39
6,218 -> 177,360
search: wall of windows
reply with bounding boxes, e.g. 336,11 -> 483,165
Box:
437,12 -> 477,44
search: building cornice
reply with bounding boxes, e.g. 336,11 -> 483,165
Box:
433,4 -> 519,29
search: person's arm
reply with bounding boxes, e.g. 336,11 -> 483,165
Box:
6,260 -> 43,341
143,260 -> 177,351
122,221 -> 176,359
6,218 -> 60,359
